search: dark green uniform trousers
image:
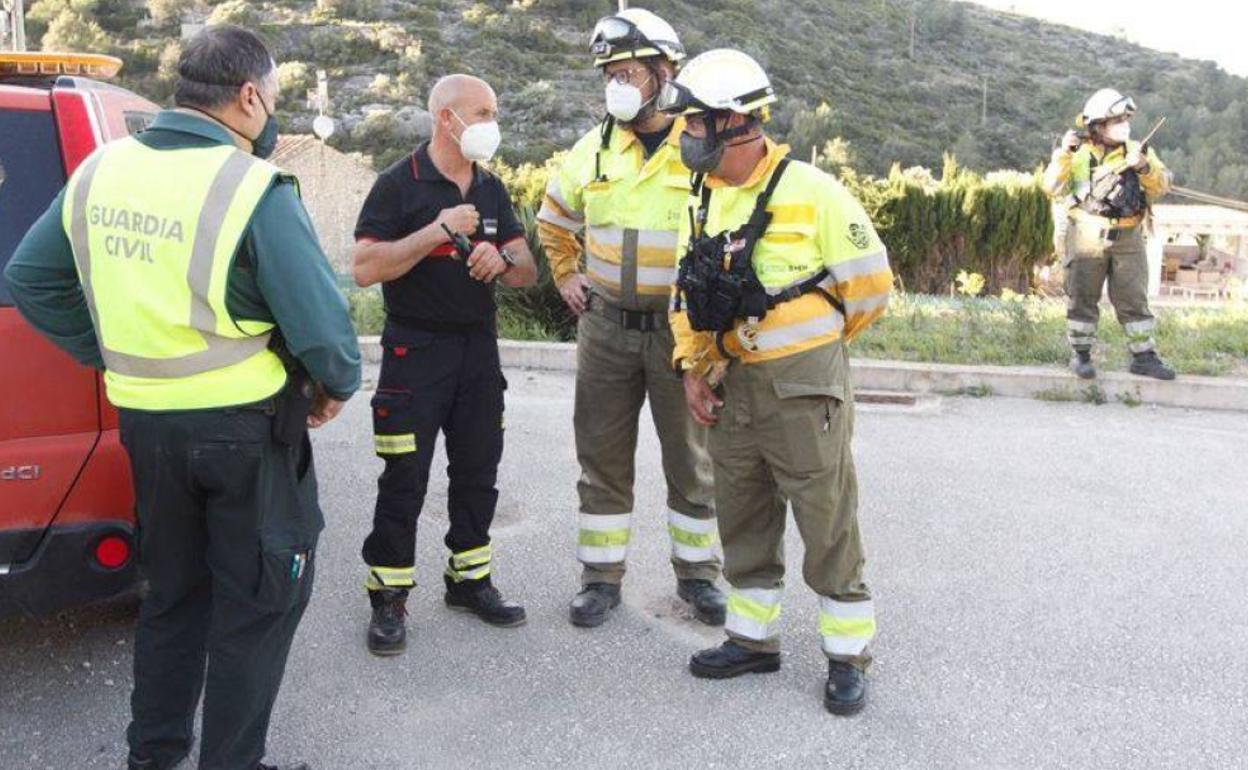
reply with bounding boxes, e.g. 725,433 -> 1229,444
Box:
709,342 -> 876,668
1064,222 -> 1157,354
573,298 -> 719,586
120,406 -> 321,770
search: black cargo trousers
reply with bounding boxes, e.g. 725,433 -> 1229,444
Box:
119,405 -> 321,770
361,324 -> 506,602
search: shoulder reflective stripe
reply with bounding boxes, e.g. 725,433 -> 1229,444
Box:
749,313 -> 843,352
68,152 -> 106,335
188,151 -> 261,334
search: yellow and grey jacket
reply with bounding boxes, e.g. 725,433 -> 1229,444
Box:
537,120 -> 690,313
671,140 -> 893,367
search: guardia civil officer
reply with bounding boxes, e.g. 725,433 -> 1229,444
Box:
1045,89 -> 1175,380
537,8 -> 725,629
4,25 -> 360,770
353,75 -> 538,655
659,50 -> 893,715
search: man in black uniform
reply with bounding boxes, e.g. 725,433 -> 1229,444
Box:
353,74 -> 538,655
4,27 -> 360,770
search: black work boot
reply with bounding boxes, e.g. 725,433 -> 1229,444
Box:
569,582 -> 622,627
258,763 -> 312,770
689,640 -> 781,679
445,581 -> 527,627
1069,349 -> 1096,380
127,754 -> 188,770
1129,350 -> 1176,380
676,579 -> 727,626
824,660 -> 867,715
367,588 -> 408,656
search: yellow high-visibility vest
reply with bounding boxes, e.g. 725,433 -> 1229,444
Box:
62,138 -> 288,410
538,119 -> 690,312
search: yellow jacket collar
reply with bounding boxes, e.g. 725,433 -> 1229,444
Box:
706,137 -> 790,189
613,117 -> 685,151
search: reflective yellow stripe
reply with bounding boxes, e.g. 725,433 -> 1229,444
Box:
445,564 -> 491,583
725,587 -> 783,641
451,544 -> 492,569
374,433 -> 416,455
365,565 -> 415,590
818,598 -> 876,656
578,529 -> 630,548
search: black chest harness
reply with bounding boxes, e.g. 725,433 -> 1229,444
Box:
675,158 -> 842,334
1082,151 -> 1147,220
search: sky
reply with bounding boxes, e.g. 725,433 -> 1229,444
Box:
964,0 -> 1247,77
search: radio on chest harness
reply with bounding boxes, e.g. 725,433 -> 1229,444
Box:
675,157 -> 843,335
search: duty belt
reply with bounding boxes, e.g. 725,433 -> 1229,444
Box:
590,294 -> 668,332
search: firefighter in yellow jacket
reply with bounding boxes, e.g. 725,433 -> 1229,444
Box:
537,8 -> 725,628
658,50 -> 892,715
1044,88 -> 1175,380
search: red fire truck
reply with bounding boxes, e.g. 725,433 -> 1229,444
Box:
0,52 -> 157,615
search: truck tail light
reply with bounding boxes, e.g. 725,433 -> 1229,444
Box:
94,535 -> 131,570
52,89 -> 103,174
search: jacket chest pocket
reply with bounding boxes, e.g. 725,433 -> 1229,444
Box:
583,178 -> 618,223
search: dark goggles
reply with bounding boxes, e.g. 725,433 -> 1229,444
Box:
589,15 -> 683,62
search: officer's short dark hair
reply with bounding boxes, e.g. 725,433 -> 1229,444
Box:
175,25 -> 275,110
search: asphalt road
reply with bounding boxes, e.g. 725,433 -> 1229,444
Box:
3,369 -> 1247,770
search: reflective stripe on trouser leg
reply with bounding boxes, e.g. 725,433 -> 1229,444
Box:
1066,319 -> 1098,350
446,543 -> 492,583
667,509 -> 718,563
577,512 -> 632,564
1124,319 -> 1156,354
365,565 -> 416,591
724,586 -> 783,643
818,597 -> 876,657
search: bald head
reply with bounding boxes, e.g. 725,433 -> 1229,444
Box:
428,74 -> 495,116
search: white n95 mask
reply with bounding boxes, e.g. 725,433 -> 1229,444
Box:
605,79 -> 647,122
452,111 -> 502,162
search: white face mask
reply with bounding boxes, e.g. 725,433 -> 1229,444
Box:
451,110 -> 501,162
1105,121 -> 1131,145
605,79 -> 649,122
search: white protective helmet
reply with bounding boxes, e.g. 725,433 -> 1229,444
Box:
1078,88 -> 1137,128
656,48 -> 777,117
590,8 -> 685,68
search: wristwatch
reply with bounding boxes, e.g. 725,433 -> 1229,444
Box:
500,247 -> 517,272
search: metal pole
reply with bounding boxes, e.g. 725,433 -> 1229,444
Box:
14,0 -> 25,52
618,0 -> 628,11
981,76 -> 988,125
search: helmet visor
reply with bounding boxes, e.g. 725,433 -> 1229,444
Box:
1107,94 -> 1137,119
591,16 -> 643,59
656,80 -> 708,115
590,15 -> 683,63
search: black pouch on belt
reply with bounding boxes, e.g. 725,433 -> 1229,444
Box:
270,335 -> 316,446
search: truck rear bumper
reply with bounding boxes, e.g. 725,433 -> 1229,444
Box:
0,521 -> 138,617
